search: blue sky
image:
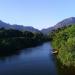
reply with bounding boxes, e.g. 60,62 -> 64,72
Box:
0,0 -> 75,30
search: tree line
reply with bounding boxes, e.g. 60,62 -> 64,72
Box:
0,28 -> 49,55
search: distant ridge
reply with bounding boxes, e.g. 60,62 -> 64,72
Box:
0,17 -> 75,34
41,17 -> 75,34
54,17 -> 75,28
0,20 -> 40,32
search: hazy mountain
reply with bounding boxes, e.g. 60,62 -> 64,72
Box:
11,25 -> 40,32
0,20 -> 40,32
0,17 -> 75,34
0,20 -> 11,29
41,27 -> 55,34
54,17 -> 75,28
41,17 -> 75,34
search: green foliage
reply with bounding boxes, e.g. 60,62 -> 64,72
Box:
51,25 -> 75,66
0,28 -> 49,55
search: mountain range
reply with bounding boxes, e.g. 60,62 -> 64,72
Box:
41,17 -> 75,34
0,17 -> 75,34
0,20 -> 39,32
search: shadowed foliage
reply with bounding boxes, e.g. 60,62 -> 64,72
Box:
0,28 -> 49,56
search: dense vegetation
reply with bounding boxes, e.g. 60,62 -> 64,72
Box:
0,28 -> 49,55
50,25 -> 75,66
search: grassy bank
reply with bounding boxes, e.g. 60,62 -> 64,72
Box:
56,58 -> 75,75
50,25 -> 75,74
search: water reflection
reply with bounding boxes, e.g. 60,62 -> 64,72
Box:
0,42 -> 57,75
0,43 -> 45,61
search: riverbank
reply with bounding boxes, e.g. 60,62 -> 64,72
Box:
50,25 -> 75,75
0,42 -> 57,75
0,28 -> 49,56
56,58 -> 75,75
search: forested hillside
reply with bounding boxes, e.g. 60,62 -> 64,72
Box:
0,28 -> 49,55
50,25 -> 75,66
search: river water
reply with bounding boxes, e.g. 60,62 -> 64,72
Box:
0,42 -> 57,75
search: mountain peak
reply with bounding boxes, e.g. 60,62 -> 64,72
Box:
63,17 -> 75,22
41,17 -> 75,34
54,17 -> 75,29
68,17 -> 75,19
0,20 -> 40,32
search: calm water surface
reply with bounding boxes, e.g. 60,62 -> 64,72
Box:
0,42 -> 57,75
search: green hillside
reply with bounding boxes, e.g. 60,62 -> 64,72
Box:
51,25 -> 75,66
0,28 -> 49,56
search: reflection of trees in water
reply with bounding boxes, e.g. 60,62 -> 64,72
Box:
56,58 -> 75,75
49,53 -> 58,75
0,49 -> 21,61
0,43 -> 43,61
